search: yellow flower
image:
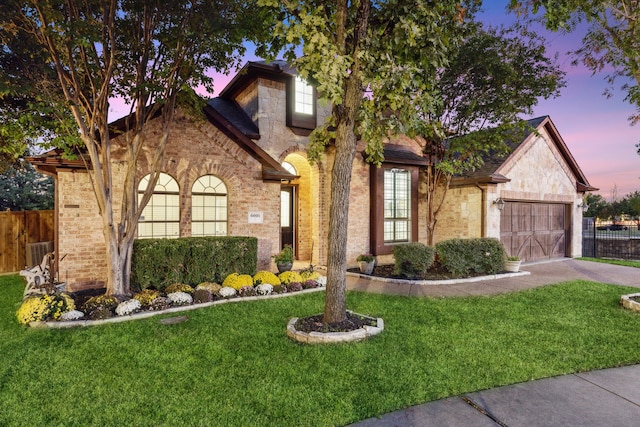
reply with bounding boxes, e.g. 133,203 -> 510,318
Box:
278,271 -> 303,285
253,271 -> 281,286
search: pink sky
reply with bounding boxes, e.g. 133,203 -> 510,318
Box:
109,2 -> 639,200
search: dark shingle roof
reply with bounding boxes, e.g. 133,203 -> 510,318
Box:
207,98 -> 260,139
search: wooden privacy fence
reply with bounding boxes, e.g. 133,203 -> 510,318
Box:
0,210 -> 55,273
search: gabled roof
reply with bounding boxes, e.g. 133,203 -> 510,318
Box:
452,116 -> 598,192
219,60 -> 295,99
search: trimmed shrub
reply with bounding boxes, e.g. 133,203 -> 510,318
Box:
165,283 -> 194,295
393,242 -> 435,278
435,238 -> 506,277
253,271 -> 281,286
131,236 -> 258,291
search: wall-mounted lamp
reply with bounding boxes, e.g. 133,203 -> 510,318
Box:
493,198 -> 505,211
578,203 -> 589,213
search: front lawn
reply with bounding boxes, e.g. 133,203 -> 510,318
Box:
2,275 -> 640,426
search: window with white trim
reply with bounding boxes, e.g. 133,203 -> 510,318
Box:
294,76 -> 314,115
191,175 -> 228,237
137,173 -> 180,239
383,168 -> 411,243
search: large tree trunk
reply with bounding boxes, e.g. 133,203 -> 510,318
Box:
323,0 -> 370,325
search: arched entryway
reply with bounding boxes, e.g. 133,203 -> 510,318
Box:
281,153 -> 317,263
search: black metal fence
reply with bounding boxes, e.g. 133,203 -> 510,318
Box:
582,218 -> 640,260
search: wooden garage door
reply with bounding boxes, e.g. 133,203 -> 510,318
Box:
500,202 -> 568,262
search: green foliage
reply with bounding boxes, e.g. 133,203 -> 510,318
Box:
356,254 -> 374,263
0,158 -> 54,211
3,274 -> 640,426
131,237 -> 257,291
196,282 -> 222,294
273,245 -> 294,264
392,243 -> 436,278
510,0 -> 640,125
436,238 -> 506,277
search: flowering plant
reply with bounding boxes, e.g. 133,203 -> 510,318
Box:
238,286 -> 257,297
167,292 -> 193,306
82,295 -> 118,315
278,271 -> 303,285
149,296 -> 171,311
196,282 -> 222,294
16,293 -> 75,324
60,310 -> 84,321
115,299 -> 142,316
317,276 -> 327,286
165,283 -> 194,295
286,282 -> 303,292
222,273 -> 254,290
218,286 -> 237,298
255,283 -> 273,295
300,270 -> 321,281
133,289 -> 161,307
253,271 -> 281,286
302,280 -> 318,289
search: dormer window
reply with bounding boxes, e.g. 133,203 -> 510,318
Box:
287,76 -> 316,131
294,77 -> 314,115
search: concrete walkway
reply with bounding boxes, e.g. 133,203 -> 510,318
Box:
348,258 -> 640,427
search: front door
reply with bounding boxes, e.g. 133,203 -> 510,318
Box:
280,185 -> 296,253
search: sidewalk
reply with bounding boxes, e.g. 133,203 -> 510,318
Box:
348,259 -> 640,427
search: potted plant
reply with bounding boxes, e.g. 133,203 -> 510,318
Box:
356,254 -> 375,275
505,255 -> 521,272
274,245 -> 294,273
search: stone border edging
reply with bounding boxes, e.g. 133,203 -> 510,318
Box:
346,269 -> 530,285
621,293 -> 640,312
29,287 -> 326,329
286,311 -> 384,344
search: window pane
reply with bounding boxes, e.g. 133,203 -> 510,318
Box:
294,76 -> 314,115
137,173 -> 180,239
383,168 -> 411,243
191,175 -> 228,237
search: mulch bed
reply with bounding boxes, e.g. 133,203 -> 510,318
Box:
347,263 -> 482,281
294,312 -> 377,333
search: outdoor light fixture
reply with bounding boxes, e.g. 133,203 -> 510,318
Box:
578,203 -> 589,213
493,198 -> 505,211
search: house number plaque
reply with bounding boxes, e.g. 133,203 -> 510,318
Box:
248,211 -> 263,224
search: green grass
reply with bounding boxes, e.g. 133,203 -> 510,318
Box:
2,275 -> 640,426
579,257 -> 640,268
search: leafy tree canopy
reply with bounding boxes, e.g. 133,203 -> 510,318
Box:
510,0 -> 640,125
0,156 -> 54,211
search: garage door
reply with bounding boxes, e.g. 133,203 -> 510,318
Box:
500,202 -> 568,262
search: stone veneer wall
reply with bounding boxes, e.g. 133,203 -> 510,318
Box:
58,110 -> 281,291
433,185 -> 483,244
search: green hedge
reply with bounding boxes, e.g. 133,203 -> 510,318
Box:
435,238 -> 506,277
131,236 -> 257,291
393,242 -> 435,279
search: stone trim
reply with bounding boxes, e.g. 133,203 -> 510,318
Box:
286,311 -> 384,344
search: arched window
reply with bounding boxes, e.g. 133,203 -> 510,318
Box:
137,173 -> 180,239
192,175 -> 228,236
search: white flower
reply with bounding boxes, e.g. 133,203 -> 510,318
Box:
218,286 -> 236,298
485,252 -> 491,257
317,276 -> 327,286
115,299 -> 142,316
60,310 -> 84,321
167,292 -> 193,306
256,283 -> 273,296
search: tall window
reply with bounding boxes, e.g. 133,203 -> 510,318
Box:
287,76 -> 316,130
138,173 -> 180,239
383,168 -> 411,243
192,175 -> 228,236
294,76 -> 314,115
